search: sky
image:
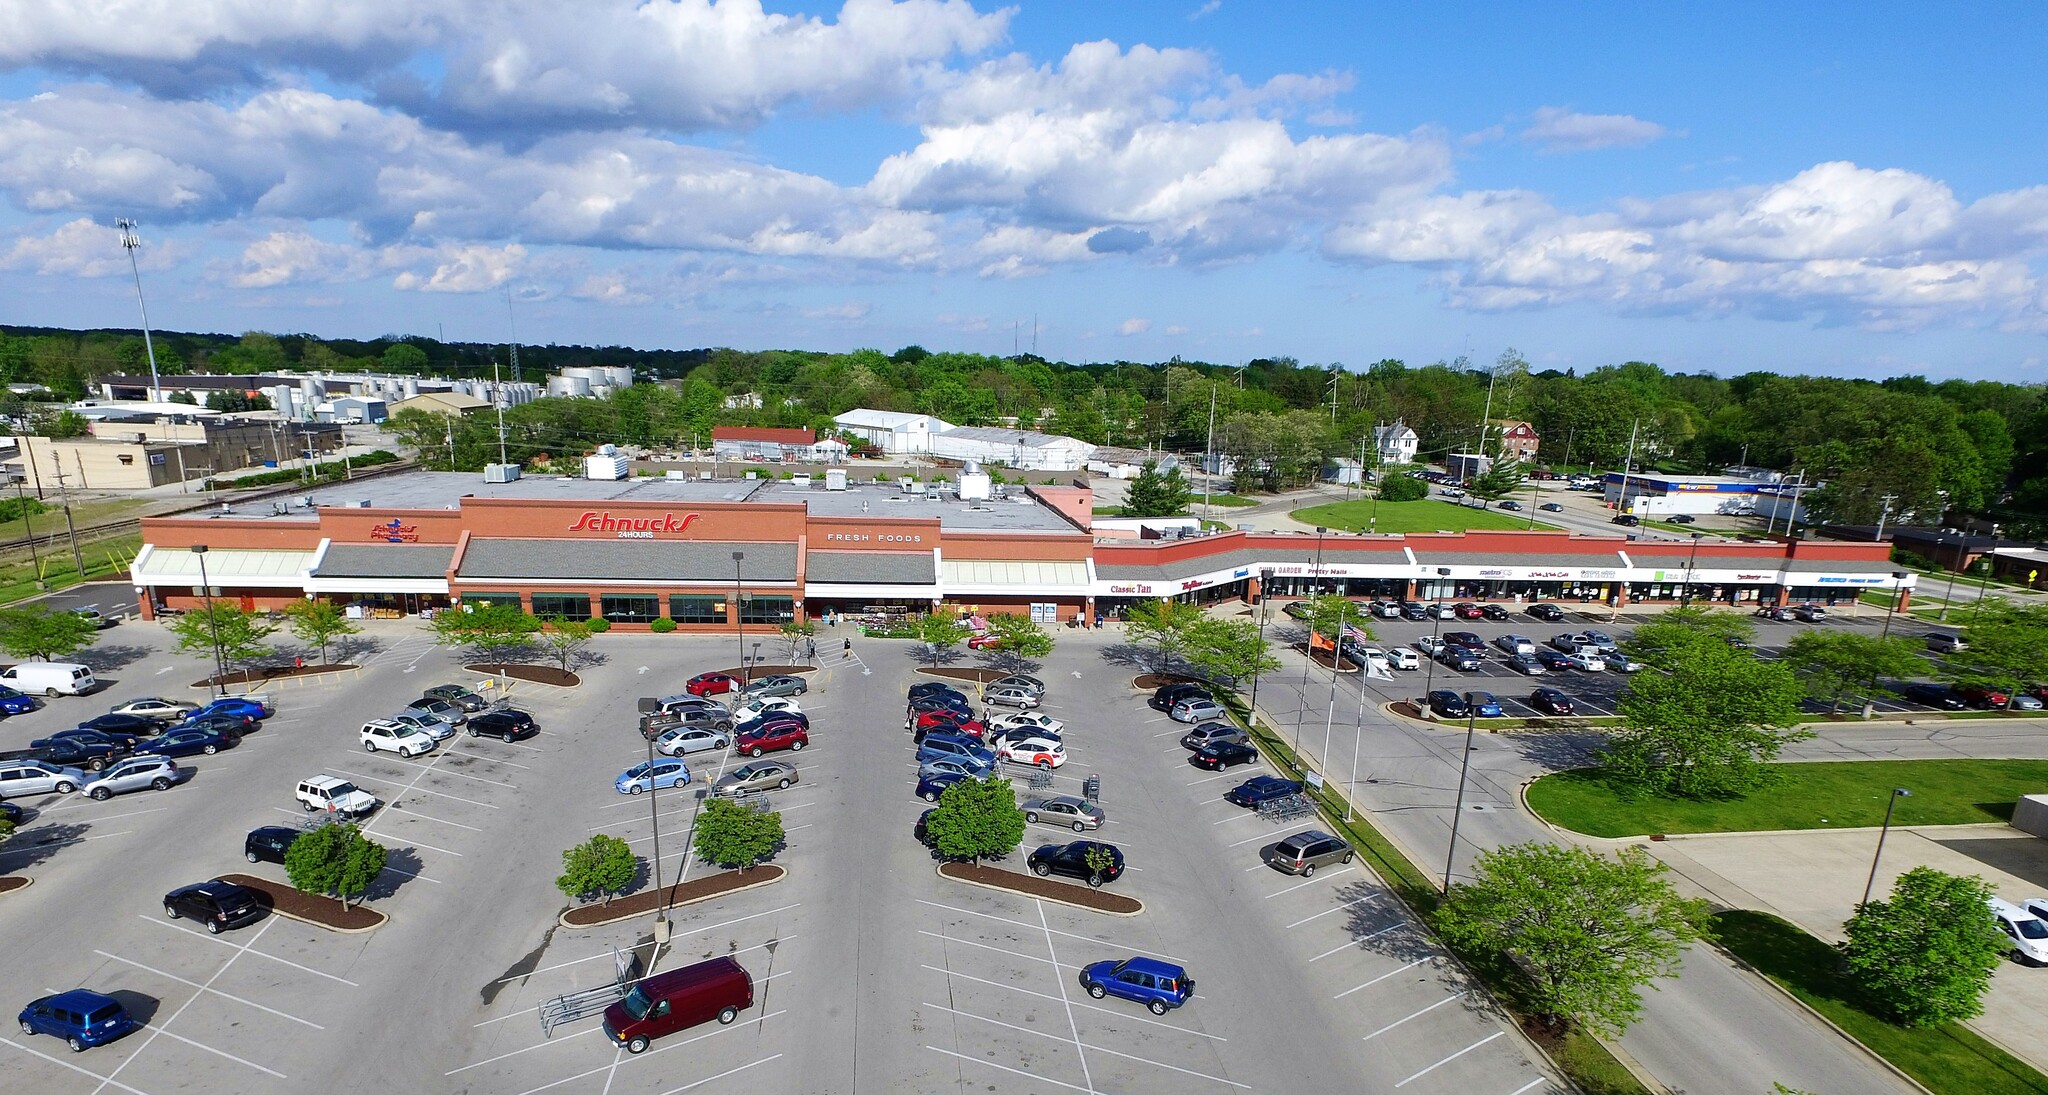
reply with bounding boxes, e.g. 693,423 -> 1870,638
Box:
2,1 -> 2046,382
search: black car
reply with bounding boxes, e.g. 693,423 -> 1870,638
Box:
1224,775 -> 1304,808
1667,514 -> 1695,524
1611,514 -> 1640,526
423,685 -> 490,712
1535,649 -> 1574,671
1529,688 -> 1575,716
1443,631 -> 1485,651
180,713 -> 256,737
1028,840 -> 1126,886
1525,603 -> 1565,622
14,738 -> 117,772
1539,502 -> 1564,512
1400,601 -> 1431,620
76,712 -> 166,738
1479,604 -> 1510,621
1190,742 -> 1260,770
914,808 -> 936,848
908,695 -> 973,722
1902,682 -> 1966,710
1437,648 -> 1481,671
163,880 -> 266,933
0,801 -> 23,825
37,728 -> 140,752
469,710 -> 539,740
1426,690 -> 1470,718
1149,683 -> 1210,711
907,682 -> 968,703
243,825 -> 301,864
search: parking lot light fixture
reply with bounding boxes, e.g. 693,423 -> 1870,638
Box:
1880,571 -> 1910,639
1681,532 -> 1703,606
1442,707 -> 1479,893
1938,536 -> 1961,621
1420,567 -> 1451,710
646,731 -> 668,944
1861,788 -> 1912,906
731,550 -> 746,677
1248,567 -> 1276,720
190,545 -> 226,697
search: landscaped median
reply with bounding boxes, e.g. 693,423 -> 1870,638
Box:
0,876 -> 31,896
219,872 -> 386,933
560,865 -> 785,928
937,861 -> 1142,916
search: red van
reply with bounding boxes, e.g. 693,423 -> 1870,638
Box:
602,957 -> 754,1053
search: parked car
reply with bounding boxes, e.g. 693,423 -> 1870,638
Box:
997,734 -> 1066,769
1426,690 -> 1469,718
1901,682 -> 1966,709
965,633 -> 1004,649
1578,629 -> 1619,652
244,825 -> 301,864
743,675 -> 808,698
916,732 -> 993,768
1413,636 -> 1447,658
1792,603 -> 1829,623
1565,650 -> 1608,672
163,879 -> 266,933
39,727 -> 141,752
1149,682 -> 1211,711
1385,647 -> 1421,671
1529,688 -> 1576,716
732,696 -> 802,727
406,697 -> 469,726
469,709 -> 540,741
712,760 -> 798,797
0,686 -> 37,716
1442,631 -> 1485,652
1028,840 -> 1125,886
1493,634 -> 1536,656
1400,601 -> 1431,620
654,724 -> 727,756
602,957 -> 753,1055
0,758 -> 89,798
908,682 -> 968,702
361,719 -> 437,757
916,771 -> 969,802
388,710 -> 457,741
657,706 -> 736,734
423,684 -> 489,711
1453,602 -> 1484,619
988,711 -> 1064,735
194,696 -> 271,722
1264,829 -> 1353,876
1525,603 -> 1565,622
1479,604 -> 1510,620
1503,654 -> 1545,676
1224,775 -> 1304,808
1181,721 -> 1249,750
736,721 -> 810,756
1436,647 -> 1481,672
649,694 -> 724,718
1191,741 -> 1260,770
0,661 -> 96,697
1958,685 -> 2012,710
907,695 -> 974,725
919,755 -> 994,781
180,712 -> 257,738
1078,957 -> 1193,1015
1926,633 -> 1967,654
108,697 -> 197,722
686,672 -> 742,697
615,758 -> 691,795
134,726 -> 239,758
81,756 -> 179,800
1020,794 -> 1105,831
1464,692 -> 1505,718
2011,694 -> 2045,712
1611,514 -> 1640,527
912,713 -> 986,742
986,674 -> 1046,696
1548,634 -> 1582,653
1605,655 -> 1647,673
984,685 -> 1041,710
76,607 -> 115,629
1370,600 -> 1404,619
296,775 -> 376,817
1989,897 -> 2048,966
17,989 -> 139,1051
0,801 -> 21,824
1429,603 -> 1458,619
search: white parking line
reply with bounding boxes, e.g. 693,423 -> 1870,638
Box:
0,1036 -> 154,1095
1227,825 -> 1305,849
1309,923 -> 1405,962
1334,957 -> 1431,997
94,920 -> 282,1092
1504,1077 -> 1552,1095
39,804 -> 167,822
1265,866 -> 1356,898
1185,770 -> 1249,785
1036,900 -> 1094,1094
446,1027 -> 599,1072
486,909 -> 800,987
386,804 -> 485,832
916,899 -> 1183,962
13,830 -> 133,849
925,1001 -> 1250,1089
321,767 -> 502,809
361,827 -> 465,857
442,747 -> 531,769
1397,1031 -> 1505,1087
1363,992 -> 1465,1040
919,965 -> 1225,1041
148,1027 -> 286,1078
928,1045 -> 1091,1093
94,949 -> 323,1029
1286,894 -> 1379,929
653,1053 -> 782,1095
1210,811 -> 1258,824
137,916 -> 359,985
507,1010 -> 785,1095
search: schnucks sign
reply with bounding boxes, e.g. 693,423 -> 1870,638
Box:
569,511 -> 700,538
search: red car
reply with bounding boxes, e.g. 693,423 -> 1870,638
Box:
686,673 -> 741,697
966,634 -> 1004,650
1957,685 -> 2010,709
735,721 -> 808,756
1452,603 -> 1485,620
913,711 -> 986,740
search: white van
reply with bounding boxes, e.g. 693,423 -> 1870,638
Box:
1989,897 -> 2048,965
1385,648 -> 1420,671
0,662 -> 97,697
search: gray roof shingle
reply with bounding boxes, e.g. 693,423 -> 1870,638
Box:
807,551 -> 936,584
318,544 -> 454,579
457,539 -> 798,581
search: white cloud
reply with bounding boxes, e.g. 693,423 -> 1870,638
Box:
1,217 -> 182,276
802,301 -> 871,320
1189,1 -> 1222,19
1164,324 -> 1188,335
1118,317 -> 1150,335
391,242 -> 526,292
1521,107 -> 1668,153
224,230 -> 373,287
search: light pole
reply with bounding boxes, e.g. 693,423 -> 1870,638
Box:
1442,707 -> 1479,892
1681,532 -> 1703,606
190,545 -> 226,697
1320,597 -> 1351,768
1248,567 -> 1275,721
1880,571 -> 1910,639
731,550 -> 746,678
10,475 -> 42,588
1420,567 -> 1451,712
1296,527 -> 1329,704
116,219 -> 163,405
1861,788 -> 1913,906
646,731 -> 669,943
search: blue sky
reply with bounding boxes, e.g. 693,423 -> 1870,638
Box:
1,1 -> 2044,381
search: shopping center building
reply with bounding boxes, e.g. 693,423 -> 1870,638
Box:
128,471 -> 1911,627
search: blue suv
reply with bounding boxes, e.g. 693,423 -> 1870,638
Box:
18,989 -> 139,1051
915,733 -> 993,768
1079,957 -> 1193,1015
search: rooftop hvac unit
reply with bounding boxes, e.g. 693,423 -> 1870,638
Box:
353,499 -> 373,508
700,471 -> 712,480
825,469 -> 848,491
664,469 -> 688,480
790,474 -> 811,488
583,452 -> 628,480
958,472 -> 992,501
484,463 -> 521,483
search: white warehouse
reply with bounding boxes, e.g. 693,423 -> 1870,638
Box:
927,426 -> 1095,471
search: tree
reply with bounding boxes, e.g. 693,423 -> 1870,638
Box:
166,603 -> 277,676
1606,640 -> 1808,798
982,612 -> 1054,663
1435,843 -> 1707,1038
1300,593 -> 1368,646
1122,598 -> 1205,673
535,615 -> 597,672
1947,600 -> 2048,708
205,390 -> 271,412
28,408 -> 90,438
282,600 -> 360,665
1464,458 -> 1526,508
778,618 -> 816,660
1376,473 -> 1428,502
0,604 -> 98,662
1122,460 -> 1194,517
912,613 -> 969,666
430,602 -> 540,660
382,343 -> 430,372
1840,867 -> 2006,1028
1621,605 -> 1756,671
692,798 -> 785,871
556,834 -> 639,905
925,775 -> 1027,861
1179,616 -> 1280,688
1780,630 -> 1924,712
283,821 -> 388,910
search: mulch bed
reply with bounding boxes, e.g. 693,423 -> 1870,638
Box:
938,861 -> 1144,915
1134,673 -> 1206,690
1295,645 -> 1359,673
917,667 -> 1008,684
561,864 -> 785,928
466,663 -> 581,687
217,873 -> 386,932
0,876 -> 31,896
708,665 -> 819,678
190,663 -> 360,689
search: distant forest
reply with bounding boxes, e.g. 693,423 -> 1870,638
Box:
4,324 -> 2045,536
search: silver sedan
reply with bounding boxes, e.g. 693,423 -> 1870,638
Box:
1019,795 -> 1105,832
743,675 -> 809,698
712,760 -> 800,797
655,726 -> 731,757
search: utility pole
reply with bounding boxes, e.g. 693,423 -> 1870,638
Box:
1326,366 -> 1340,422
11,474 -> 42,587
1874,494 -> 1897,541
1616,418 -> 1640,519
1203,384 -> 1217,520
116,219 -> 163,404
49,465 -> 86,578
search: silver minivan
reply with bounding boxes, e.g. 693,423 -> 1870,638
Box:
1180,722 -> 1248,751
1265,830 -> 1353,876
1926,632 -> 1967,654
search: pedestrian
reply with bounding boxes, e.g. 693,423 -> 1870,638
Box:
843,637 -> 852,656
806,637 -> 817,664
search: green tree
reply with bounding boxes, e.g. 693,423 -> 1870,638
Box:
1435,843 -> 1707,1038
982,612 -> 1054,663
431,602 -> 540,660
205,390 -> 271,413
556,834 -> 639,905
1122,459 -> 1194,517
382,343 -> 430,372
283,821 -> 388,910
1376,473 -> 1428,502
1606,639 -> 1807,798
282,599 -> 360,665
1300,593 -> 1368,646
166,603 -> 277,676
1780,630 -> 1924,712
535,615 -> 597,673
1463,458 -> 1526,508
1840,866 -> 2006,1028
1947,600 -> 2048,708
692,798 -> 785,871
29,408 -> 90,438
1622,605 -> 1756,670
778,618 -> 816,660
0,604 -> 98,662
912,613 -> 969,666
1121,598 -> 1206,673
926,774 -> 1026,861
1179,616 -> 1280,688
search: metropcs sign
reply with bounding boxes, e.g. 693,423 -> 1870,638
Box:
568,511 -> 700,539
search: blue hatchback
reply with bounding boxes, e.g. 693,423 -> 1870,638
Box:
18,989 -> 139,1051
196,697 -> 270,722
915,770 -> 969,802
1078,957 -> 1194,1015
1464,692 -> 1505,718
0,686 -> 37,716
915,733 -> 994,768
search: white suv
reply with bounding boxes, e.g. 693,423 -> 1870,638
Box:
361,719 -> 436,758
295,775 -> 378,818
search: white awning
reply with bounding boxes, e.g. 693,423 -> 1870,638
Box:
804,583 -> 940,601
940,558 -> 1092,595
131,544 -> 318,589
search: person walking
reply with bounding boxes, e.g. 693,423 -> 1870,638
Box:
806,637 -> 817,665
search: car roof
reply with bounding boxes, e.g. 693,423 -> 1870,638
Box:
1119,956 -> 1187,978
35,989 -> 122,1012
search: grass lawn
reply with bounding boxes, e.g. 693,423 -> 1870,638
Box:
1196,493 -> 1260,507
1526,760 -> 2048,838
0,532 -> 140,606
1292,499 -> 1560,534
1712,910 -> 2048,1095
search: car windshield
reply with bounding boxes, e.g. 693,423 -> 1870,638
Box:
621,985 -> 653,1020
2020,919 -> 2048,940
731,765 -> 756,780
331,782 -> 358,796
624,763 -> 649,778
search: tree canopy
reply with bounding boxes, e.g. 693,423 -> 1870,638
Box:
0,605 -> 99,662
925,774 -> 1026,861
1121,459 -> 1194,517
1608,613 -> 1808,797
1840,867 -> 2006,1028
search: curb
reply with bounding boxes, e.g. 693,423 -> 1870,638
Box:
0,875 -> 32,896
934,865 -> 1144,918
559,866 -> 786,928
263,903 -> 387,935
1706,938 -> 1939,1095
1591,1034 -> 1675,1095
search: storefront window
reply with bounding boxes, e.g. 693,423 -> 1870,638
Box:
530,593 -> 591,620
740,595 -> 793,624
670,596 -> 723,624
463,592 -> 524,610
600,594 -> 660,624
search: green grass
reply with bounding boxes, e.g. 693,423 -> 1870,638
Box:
1197,493 -> 1260,507
0,532 -> 141,606
1712,910 -> 2048,1095
1292,499 -> 1561,534
1526,760 -> 2048,838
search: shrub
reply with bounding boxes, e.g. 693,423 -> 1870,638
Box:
649,617 -> 677,633
586,618 -> 612,633
1377,474 -> 1429,502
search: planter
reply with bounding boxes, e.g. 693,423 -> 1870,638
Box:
937,861 -> 1143,916
216,873 -> 386,933
560,865 -> 786,928
465,663 -> 581,687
